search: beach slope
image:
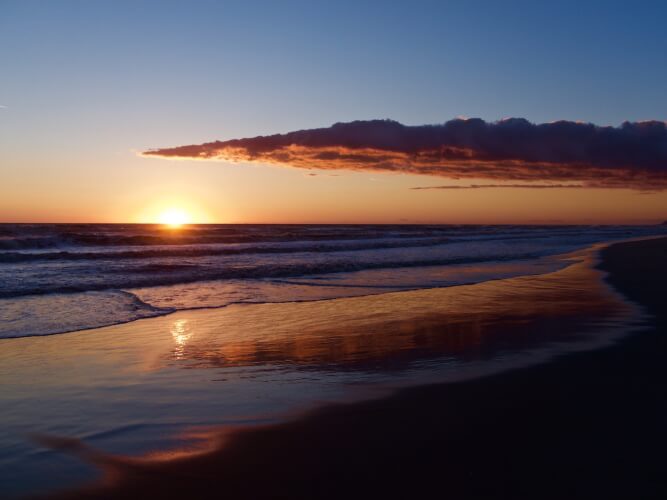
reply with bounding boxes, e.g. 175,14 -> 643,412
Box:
49,237 -> 667,500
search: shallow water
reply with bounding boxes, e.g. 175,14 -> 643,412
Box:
0,243 -> 649,497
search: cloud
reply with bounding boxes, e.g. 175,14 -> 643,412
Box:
411,183 -> 587,190
143,118 -> 667,190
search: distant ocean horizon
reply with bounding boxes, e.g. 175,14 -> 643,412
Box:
2,223 -> 665,339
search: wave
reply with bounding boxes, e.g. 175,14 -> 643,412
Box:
0,224 -> 458,249
0,252 -> 545,298
0,223 -> 647,251
0,252 -> 572,339
0,290 -> 172,339
0,227 -> 648,261
0,237 -> 454,262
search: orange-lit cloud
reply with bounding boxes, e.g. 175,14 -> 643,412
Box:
143,118 -> 667,190
411,183 -> 588,190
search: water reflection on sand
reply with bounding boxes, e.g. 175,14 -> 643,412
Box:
152,246 -> 638,374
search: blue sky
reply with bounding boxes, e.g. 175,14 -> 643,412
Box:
1,0 -> 666,223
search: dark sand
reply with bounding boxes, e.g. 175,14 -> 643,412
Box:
47,237 -> 667,500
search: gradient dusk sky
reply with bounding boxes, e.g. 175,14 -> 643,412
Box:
2,0 -> 667,224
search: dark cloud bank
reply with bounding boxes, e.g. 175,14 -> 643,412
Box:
143,118 -> 667,190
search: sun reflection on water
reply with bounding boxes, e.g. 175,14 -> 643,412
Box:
170,318 -> 193,359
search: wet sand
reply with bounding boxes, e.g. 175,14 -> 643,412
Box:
37,237 -> 667,499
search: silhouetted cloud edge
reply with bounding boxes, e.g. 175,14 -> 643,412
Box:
143,118 -> 667,190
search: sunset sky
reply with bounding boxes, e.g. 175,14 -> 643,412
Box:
2,0 -> 667,224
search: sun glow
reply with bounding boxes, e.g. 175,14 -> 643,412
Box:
158,208 -> 190,228
135,199 -> 215,226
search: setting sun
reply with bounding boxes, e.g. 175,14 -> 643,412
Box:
158,208 -> 190,228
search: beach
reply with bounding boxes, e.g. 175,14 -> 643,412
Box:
4,3 -> 667,499
0,236 -> 659,498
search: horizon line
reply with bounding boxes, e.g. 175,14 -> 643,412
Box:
0,221 -> 665,226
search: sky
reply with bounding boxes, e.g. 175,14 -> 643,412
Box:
1,0 -> 666,224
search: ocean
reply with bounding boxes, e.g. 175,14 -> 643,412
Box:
1,223 -> 665,339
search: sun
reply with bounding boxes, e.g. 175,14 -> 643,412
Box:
158,208 -> 190,228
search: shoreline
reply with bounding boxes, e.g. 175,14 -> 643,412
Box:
1,236 -> 646,341
38,237 -> 667,499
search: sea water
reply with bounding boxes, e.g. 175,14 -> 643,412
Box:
1,223 -> 664,338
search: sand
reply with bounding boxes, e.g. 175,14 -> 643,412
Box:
27,237 -> 665,499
